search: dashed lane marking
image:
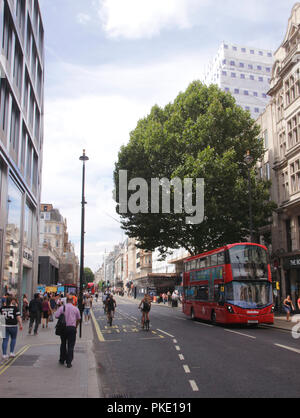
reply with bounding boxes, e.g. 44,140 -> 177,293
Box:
189,380 -> 199,392
183,365 -> 191,374
156,329 -> 175,338
274,344 -> 300,355
224,329 -> 256,339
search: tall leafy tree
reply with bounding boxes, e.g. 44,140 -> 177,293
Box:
114,81 -> 276,257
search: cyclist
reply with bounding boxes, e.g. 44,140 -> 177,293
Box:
139,293 -> 152,328
105,294 -> 116,325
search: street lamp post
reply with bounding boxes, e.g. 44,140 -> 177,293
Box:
79,149 -> 89,338
244,150 -> 254,243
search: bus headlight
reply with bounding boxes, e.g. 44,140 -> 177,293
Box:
227,305 -> 234,314
271,306 -> 275,313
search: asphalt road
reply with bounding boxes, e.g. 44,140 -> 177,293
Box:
92,296 -> 300,398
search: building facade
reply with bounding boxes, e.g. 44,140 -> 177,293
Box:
204,42 -> 274,119
257,3 -> 300,306
38,204 -> 79,287
0,0 -> 44,299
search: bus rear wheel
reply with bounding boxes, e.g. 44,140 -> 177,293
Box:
190,308 -> 195,320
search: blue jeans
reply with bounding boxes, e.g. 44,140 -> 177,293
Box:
2,326 -> 18,355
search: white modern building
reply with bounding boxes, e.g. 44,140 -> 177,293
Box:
203,42 -> 274,118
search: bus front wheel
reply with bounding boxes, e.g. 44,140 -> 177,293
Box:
211,310 -> 217,325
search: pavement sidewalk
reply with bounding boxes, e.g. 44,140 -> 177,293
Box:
0,311 -> 101,398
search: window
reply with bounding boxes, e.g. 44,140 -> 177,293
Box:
248,64 -> 253,69
234,88 -> 239,94
259,77 -> 263,82
241,48 -> 246,53
240,74 -> 245,79
0,79 -> 9,133
266,67 -> 271,72
265,162 -> 270,180
259,51 -> 263,56
2,6 -> 13,63
232,46 -> 237,51
263,130 -> 268,148
230,61 -> 235,66
13,40 -> 23,93
286,220 -> 292,252
253,92 -> 258,97
222,71 -> 227,76
287,114 -> 299,149
255,108 -> 259,113
10,100 -> 20,165
244,90 -> 249,95
224,44 -> 228,49
239,62 -> 244,68
257,65 -> 262,70
231,73 -> 236,78
250,50 -> 254,54
16,0 -> 26,36
262,93 -> 267,98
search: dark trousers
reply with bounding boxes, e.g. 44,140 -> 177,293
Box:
29,313 -> 41,334
59,326 -> 77,366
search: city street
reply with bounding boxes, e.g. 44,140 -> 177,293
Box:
93,296 -> 300,398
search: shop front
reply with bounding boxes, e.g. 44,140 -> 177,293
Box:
283,255 -> 300,307
133,273 -> 181,300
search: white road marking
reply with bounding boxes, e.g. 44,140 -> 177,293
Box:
179,354 -> 185,361
173,339 -> 177,343
224,329 -> 256,339
175,345 -> 181,351
183,365 -> 191,374
274,344 -> 300,355
194,322 -> 213,328
156,329 -> 175,338
189,380 -> 199,392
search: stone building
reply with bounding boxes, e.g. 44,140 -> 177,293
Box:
257,3 -> 300,305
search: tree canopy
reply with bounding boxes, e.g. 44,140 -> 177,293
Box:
114,81 -> 276,257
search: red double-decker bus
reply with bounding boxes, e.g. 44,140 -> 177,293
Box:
183,243 -> 274,325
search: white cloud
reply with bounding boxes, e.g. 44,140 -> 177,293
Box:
98,0 -> 195,39
77,13 -> 92,25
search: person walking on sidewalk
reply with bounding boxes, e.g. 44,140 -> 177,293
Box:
42,296 -> 52,329
28,293 -> 43,335
283,295 -> 295,322
55,294 -> 81,369
0,297 -> 23,360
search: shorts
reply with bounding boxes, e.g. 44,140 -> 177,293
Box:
142,306 -> 151,313
284,306 -> 291,314
42,311 -> 49,319
84,308 -> 91,316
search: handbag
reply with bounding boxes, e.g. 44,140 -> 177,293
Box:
55,305 -> 66,336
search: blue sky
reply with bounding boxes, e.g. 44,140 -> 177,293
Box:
38,0 -> 297,271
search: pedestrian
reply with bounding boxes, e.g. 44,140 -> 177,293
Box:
283,295 -> 295,321
55,294 -> 81,368
22,294 -> 29,321
0,296 -> 23,360
83,294 -> 92,324
41,296 -> 52,328
28,293 -> 43,335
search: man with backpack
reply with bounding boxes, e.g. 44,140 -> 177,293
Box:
55,294 -> 81,369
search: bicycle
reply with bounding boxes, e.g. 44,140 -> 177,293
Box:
139,307 -> 150,331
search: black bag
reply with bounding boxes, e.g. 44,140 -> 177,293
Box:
55,305 -> 66,336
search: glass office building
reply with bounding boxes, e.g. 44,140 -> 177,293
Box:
0,0 -> 44,298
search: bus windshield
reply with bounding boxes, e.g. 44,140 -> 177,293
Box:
225,281 -> 272,309
229,245 -> 269,281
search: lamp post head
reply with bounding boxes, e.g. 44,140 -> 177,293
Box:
79,149 -> 89,162
244,150 -> 253,166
